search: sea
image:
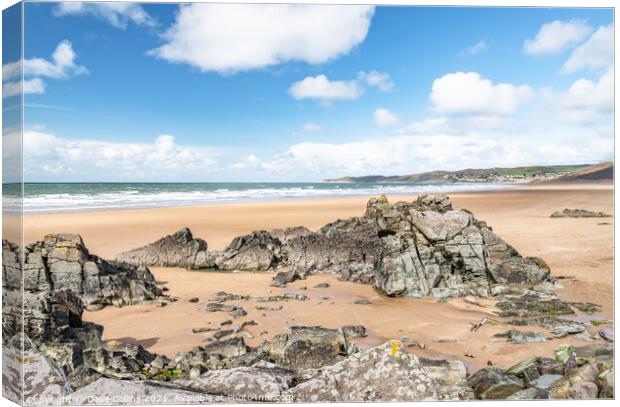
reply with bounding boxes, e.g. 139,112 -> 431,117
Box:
3,182 -> 513,214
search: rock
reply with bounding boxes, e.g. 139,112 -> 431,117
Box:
419,358 -> 474,400
176,366 -> 295,400
288,342 -> 438,401
550,209 -> 610,218
188,297 -> 199,303
568,381 -> 599,399
340,325 -> 367,338
284,217 -> 379,284
213,329 -> 235,340
229,308 -> 248,318
504,357 -> 564,380
530,374 -> 563,389
598,368 -> 614,398
268,226 -> 313,243
492,330 -> 545,344
495,295 -> 574,318
3,287 -> 156,390
549,362 -> 601,399
570,302 -> 601,314
216,231 -> 283,271
370,195 -> 549,298
204,302 -> 238,313
116,228 -> 215,269
599,328 -> 614,342
270,267 -> 310,287
353,297 -> 372,304
575,332 -> 598,341
260,326 -> 351,370
467,367 -> 524,399
4,236 -> 163,310
220,320 -> 232,326
66,378 -> 211,404
314,282 -> 330,288
506,387 -> 552,400
2,334 -> 73,405
202,337 -> 249,358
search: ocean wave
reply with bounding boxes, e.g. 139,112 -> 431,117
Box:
12,183 -> 514,213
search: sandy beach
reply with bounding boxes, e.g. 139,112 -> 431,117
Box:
23,184 -> 613,370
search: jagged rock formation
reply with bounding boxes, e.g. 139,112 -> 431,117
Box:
115,194 -> 550,298
3,235 -> 163,311
116,227 -> 215,268
2,288 -> 156,391
369,194 -> 550,297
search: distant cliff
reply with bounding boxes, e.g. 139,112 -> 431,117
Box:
323,163 -> 612,184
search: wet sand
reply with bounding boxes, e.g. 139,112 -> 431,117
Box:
23,184 -> 613,370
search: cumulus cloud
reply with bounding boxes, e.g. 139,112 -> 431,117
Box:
289,75 -> 362,104
149,4 -> 374,74
541,68 -> 613,125
358,70 -> 394,91
460,41 -> 488,56
303,122 -> 324,132
562,24 -> 613,73
524,20 -> 592,55
430,71 -> 533,115
2,40 -> 86,99
53,2 -> 155,29
17,132 -> 218,181
373,108 -> 399,126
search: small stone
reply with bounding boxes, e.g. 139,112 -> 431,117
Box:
314,282 -> 330,288
220,320 -> 232,326
599,328 -> 614,342
353,298 -> 372,305
188,297 -> 199,303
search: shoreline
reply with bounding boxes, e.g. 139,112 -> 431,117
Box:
14,182 -> 612,216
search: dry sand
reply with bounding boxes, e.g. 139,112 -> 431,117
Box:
23,184 -> 613,370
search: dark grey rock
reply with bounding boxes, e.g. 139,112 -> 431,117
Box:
116,228 -> 214,269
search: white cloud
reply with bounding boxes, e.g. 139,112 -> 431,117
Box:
541,68 -> 613,125
2,41 -> 86,99
18,132 -> 218,181
460,41 -> 488,56
255,130 -> 611,178
373,108 -> 399,126
23,40 -> 88,79
53,2 -> 155,29
3,79 -> 45,98
358,70 -> 394,91
149,4 -> 374,74
289,75 -> 362,104
562,24 -> 613,73
303,122 -> 324,132
524,20 -> 592,55
430,71 -> 533,115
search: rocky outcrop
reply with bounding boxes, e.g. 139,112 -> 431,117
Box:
370,194 -> 550,297
2,288 -> 156,392
551,209 -> 611,218
116,228 -> 214,269
288,342 -> 438,401
113,194 -> 550,299
3,235 -> 163,311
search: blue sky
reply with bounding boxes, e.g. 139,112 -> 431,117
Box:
2,2 -> 614,181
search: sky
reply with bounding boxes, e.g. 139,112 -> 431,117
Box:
1,2 -> 614,182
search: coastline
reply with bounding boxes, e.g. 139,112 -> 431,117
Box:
20,183 -> 613,368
